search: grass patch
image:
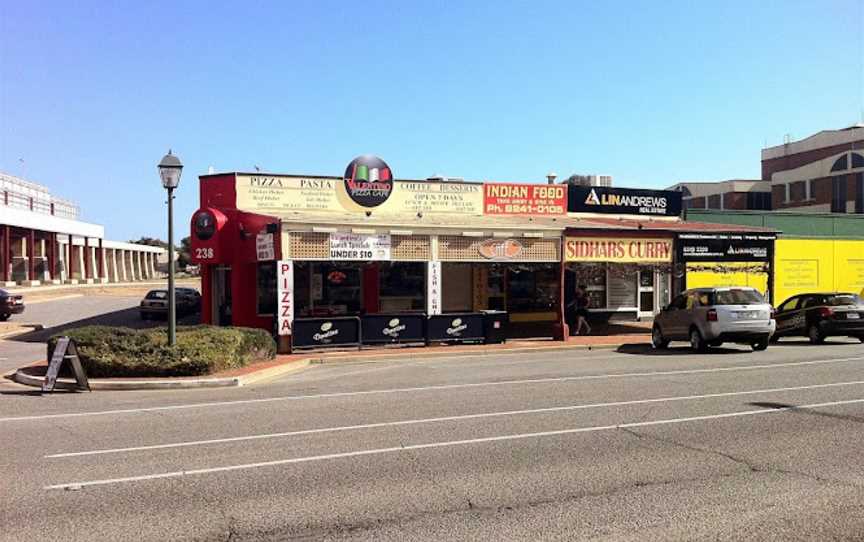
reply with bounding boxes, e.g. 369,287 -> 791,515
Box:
48,325 -> 276,378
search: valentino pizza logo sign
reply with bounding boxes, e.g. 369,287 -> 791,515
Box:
343,155 -> 393,208
478,239 -> 524,260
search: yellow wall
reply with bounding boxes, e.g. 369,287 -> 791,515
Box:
774,239 -> 864,304
686,263 -> 768,294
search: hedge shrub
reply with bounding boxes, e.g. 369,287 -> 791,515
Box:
47,325 -> 276,378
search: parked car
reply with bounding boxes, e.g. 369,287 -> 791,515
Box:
140,288 -> 201,320
652,287 -> 775,352
773,292 -> 864,344
0,289 -> 25,321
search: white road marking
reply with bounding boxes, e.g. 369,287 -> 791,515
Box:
45,379 -> 864,458
43,397 -> 864,490
4,355 -> 864,423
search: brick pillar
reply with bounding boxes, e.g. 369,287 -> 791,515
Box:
83,237 -> 91,280
27,229 -> 36,281
67,235 -> 75,281
98,239 -> 105,281
2,225 -> 10,283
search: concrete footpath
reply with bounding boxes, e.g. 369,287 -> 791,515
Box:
6,333 -> 650,391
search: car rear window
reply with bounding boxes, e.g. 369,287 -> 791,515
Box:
146,291 -> 168,300
711,289 -> 765,305
827,294 -> 862,306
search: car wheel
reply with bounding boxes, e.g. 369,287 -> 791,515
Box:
0,314 -> 8,322
752,337 -> 769,351
858,335 -> 864,344
651,324 -> 669,349
769,334 -> 780,344
808,324 -> 824,345
690,328 -> 707,352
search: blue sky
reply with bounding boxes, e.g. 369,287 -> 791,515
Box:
1,1 -> 862,242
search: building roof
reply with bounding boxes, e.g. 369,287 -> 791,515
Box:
762,125 -> 864,161
667,179 -> 769,198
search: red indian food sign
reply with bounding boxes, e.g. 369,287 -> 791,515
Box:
565,237 -> 672,263
484,183 -> 566,215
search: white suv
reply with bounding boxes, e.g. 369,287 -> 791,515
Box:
652,287 -> 775,352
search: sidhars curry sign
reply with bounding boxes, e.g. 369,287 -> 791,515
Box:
565,237 -> 672,263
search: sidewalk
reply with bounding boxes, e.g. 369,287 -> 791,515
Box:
7,331 -> 650,391
4,278 -> 201,302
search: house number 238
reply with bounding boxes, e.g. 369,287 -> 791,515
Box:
195,247 -> 214,259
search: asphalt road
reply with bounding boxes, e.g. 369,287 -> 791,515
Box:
0,295 -> 199,374
2,341 -> 864,541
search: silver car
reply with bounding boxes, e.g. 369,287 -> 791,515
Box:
652,287 -> 775,352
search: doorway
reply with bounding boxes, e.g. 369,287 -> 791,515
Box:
212,266 -> 232,326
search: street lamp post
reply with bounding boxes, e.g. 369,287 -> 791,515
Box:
158,150 -> 183,346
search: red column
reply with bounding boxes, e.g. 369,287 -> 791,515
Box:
28,229 -> 36,281
68,235 -> 74,280
1,226 -> 9,283
200,264 -> 212,325
98,239 -> 104,280
48,232 -> 57,281
83,237 -> 91,279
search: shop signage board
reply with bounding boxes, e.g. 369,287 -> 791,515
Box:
478,238 -> 524,260
343,155 -> 394,208
427,261 -> 442,315
565,237 -> 672,263
256,232 -> 275,261
277,260 -> 294,336
292,317 -> 361,348
360,314 -> 426,344
235,175 -> 484,216
329,233 -> 391,260
568,186 -> 682,216
484,183 -> 566,215
677,233 -> 774,262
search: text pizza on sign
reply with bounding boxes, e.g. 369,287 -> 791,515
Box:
483,183 -> 566,215
564,237 -> 672,263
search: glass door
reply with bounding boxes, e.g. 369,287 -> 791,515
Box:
638,268 -> 655,317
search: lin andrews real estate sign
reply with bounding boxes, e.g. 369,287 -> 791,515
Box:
568,186 -> 682,216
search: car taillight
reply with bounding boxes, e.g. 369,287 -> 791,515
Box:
819,307 -> 834,318
707,309 -> 718,322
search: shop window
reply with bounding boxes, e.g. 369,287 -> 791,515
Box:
853,153 -> 864,169
256,262 -> 277,315
707,194 -> 722,209
379,262 -> 425,312
569,265 -> 607,309
506,264 -> 557,312
832,176 -> 847,213
296,262 -> 363,317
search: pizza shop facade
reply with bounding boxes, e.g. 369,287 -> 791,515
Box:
190,158 -> 567,352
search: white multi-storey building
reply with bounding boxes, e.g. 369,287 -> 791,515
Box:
0,172 -> 164,286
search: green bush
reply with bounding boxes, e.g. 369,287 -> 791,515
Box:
47,325 -> 276,378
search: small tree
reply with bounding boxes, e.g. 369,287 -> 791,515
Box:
178,236 -> 192,269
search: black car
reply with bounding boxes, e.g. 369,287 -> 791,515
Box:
0,289 -> 25,321
772,292 -> 864,344
140,288 -> 201,320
